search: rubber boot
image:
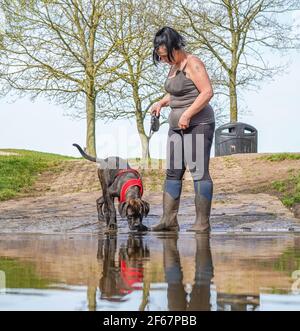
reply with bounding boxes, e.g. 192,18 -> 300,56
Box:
188,233 -> 214,311
151,179 -> 182,232
163,235 -> 186,310
187,180 -> 213,233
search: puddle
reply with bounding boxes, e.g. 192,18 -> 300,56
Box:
0,233 -> 300,311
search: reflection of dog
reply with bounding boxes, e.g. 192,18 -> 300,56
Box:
97,235 -> 150,300
73,144 -> 149,232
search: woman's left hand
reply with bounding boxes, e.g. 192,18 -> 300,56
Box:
178,113 -> 191,130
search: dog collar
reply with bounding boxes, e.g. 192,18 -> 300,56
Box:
115,168 -> 140,179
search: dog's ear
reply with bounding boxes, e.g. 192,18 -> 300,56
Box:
118,202 -> 128,218
141,200 -> 150,217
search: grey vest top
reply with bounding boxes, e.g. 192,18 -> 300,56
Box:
164,62 -> 215,130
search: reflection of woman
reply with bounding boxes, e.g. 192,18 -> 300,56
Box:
163,235 -> 186,311
163,234 -> 214,311
188,234 -> 214,311
151,27 -> 215,233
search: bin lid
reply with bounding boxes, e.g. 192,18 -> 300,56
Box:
216,122 -> 257,136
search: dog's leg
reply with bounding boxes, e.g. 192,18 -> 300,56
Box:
105,193 -> 117,232
96,193 -> 110,227
97,238 -> 104,261
104,171 -> 118,232
96,196 -> 105,222
98,169 -> 117,233
103,202 -> 110,226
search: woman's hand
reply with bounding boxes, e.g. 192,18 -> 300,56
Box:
150,101 -> 162,116
178,112 -> 191,130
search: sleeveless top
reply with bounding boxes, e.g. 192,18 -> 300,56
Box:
164,61 -> 215,130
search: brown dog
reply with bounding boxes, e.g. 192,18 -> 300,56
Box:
73,144 -> 149,232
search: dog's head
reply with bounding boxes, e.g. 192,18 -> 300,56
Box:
118,198 -> 149,231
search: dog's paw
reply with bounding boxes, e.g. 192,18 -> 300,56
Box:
136,224 -> 148,232
97,215 -> 106,222
104,223 -> 118,234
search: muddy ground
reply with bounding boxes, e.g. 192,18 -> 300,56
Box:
0,153 -> 300,234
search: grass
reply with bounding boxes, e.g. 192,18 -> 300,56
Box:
0,149 -> 76,201
273,248 -> 300,273
128,157 -> 166,191
260,153 -> 300,162
0,149 -> 166,200
271,172 -> 300,208
222,156 -> 236,168
0,258 -> 53,289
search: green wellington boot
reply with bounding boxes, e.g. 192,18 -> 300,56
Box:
151,179 -> 182,232
187,180 -> 213,233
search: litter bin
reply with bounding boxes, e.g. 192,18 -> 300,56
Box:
215,122 -> 257,156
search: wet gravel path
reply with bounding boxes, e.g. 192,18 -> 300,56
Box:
0,190 -> 299,234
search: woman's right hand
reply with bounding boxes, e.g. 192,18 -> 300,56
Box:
150,101 -> 162,117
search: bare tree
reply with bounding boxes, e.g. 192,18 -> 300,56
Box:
0,0 -> 123,156
95,0 -> 226,160
95,0 -> 173,160
176,0 -> 300,122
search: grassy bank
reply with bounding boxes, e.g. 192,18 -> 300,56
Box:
271,172 -> 300,208
260,153 -> 300,209
1,150 -> 300,211
0,149 -> 75,201
260,153 -> 300,162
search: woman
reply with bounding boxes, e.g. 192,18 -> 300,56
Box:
151,26 -> 215,232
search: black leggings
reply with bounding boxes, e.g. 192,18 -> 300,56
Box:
166,122 -> 215,181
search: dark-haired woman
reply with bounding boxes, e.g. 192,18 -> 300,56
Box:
151,27 -> 215,233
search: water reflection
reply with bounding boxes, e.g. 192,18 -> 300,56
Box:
97,234 -> 149,301
1,234 -> 300,310
162,234 -> 213,311
95,233 -> 214,311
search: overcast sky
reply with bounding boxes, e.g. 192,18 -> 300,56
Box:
0,52 -> 299,159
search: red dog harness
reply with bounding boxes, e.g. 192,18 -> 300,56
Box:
115,169 -> 143,203
119,259 -> 143,294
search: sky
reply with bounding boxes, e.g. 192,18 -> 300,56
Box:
0,53 -> 299,159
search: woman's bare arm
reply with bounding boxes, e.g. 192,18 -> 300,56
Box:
158,93 -> 171,107
183,57 -> 214,119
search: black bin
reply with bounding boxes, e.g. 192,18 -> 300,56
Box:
215,122 -> 257,156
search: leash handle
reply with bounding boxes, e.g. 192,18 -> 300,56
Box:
150,113 -> 160,132
142,113 -> 160,172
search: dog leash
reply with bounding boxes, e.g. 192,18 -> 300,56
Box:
141,113 -> 160,171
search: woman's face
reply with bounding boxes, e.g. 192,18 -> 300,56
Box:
156,45 -> 176,65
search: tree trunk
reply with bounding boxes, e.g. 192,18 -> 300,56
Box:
133,84 -> 150,162
85,80 -> 96,157
87,285 -> 96,311
136,112 -> 151,170
229,71 -> 238,122
228,8 -> 238,124
140,132 -> 150,160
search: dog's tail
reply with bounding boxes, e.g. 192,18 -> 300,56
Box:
73,143 -> 96,162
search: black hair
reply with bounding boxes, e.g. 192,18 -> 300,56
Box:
152,26 -> 186,65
